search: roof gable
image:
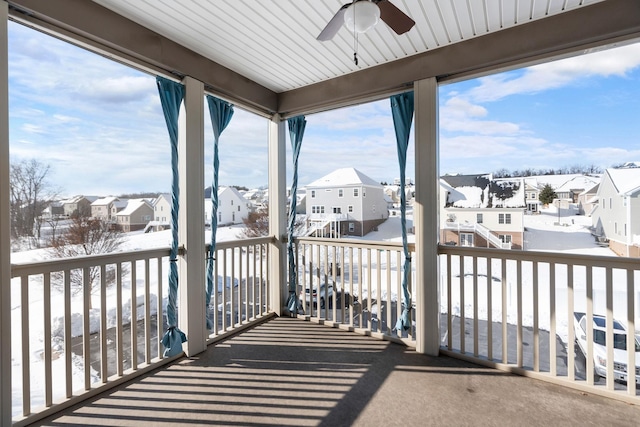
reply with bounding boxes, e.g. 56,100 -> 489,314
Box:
306,168 -> 380,188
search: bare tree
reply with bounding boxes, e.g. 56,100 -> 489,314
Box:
50,215 -> 123,307
239,205 -> 270,238
9,159 -> 59,247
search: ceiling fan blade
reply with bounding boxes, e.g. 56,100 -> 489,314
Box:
317,4 -> 351,41
376,0 -> 415,35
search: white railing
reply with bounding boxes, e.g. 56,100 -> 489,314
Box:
293,237 -> 416,346
438,245 -> 640,404
9,237 -> 272,426
206,237 -> 272,340
443,221 -> 511,249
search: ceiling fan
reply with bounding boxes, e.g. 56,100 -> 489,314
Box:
317,0 -> 416,42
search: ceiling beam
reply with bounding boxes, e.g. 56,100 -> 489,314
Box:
278,0 -> 640,117
8,0 -> 279,116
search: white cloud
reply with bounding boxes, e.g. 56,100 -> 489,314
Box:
468,43 -> 640,103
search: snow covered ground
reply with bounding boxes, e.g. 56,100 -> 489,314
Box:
9,206 -> 633,418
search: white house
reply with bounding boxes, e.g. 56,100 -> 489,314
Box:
91,196 -> 119,221
205,186 -> 250,226
305,167 -> 389,237
440,174 -> 525,249
592,167 -> 640,257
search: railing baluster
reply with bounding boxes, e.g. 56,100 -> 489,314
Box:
83,266 -> 91,390
64,270 -> 72,398
376,248 -> 381,332
460,255 -> 465,354
626,269 -> 635,396
501,259 -> 507,364
116,262 -> 124,374
517,259 -> 522,368
487,256 -> 493,361
43,273 -> 52,408
222,248 -> 227,331
144,258 -> 151,364
586,265 -> 594,384
567,264 -> 574,381
533,261 -> 539,372
21,275 -> 31,416
100,264 -> 108,382
156,257 -> 163,360
605,267 -> 614,390
549,262 -> 556,377
447,254 -> 452,350
473,255 -> 478,357
130,262 -> 137,370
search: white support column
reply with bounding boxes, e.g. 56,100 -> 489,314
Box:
268,114 -> 286,316
178,76 -> 206,355
0,2 -> 11,424
414,77 -> 440,355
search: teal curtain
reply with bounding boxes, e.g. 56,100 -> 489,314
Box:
205,95 -> 234,330
156,76 -> 187,356
391,91 -> 414,331
286,115 -> 306,314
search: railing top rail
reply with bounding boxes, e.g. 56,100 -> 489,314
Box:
438,245 -> 638,269
207,236 -> 275,251
11,246 -> 172,277
295,236 -> 415,252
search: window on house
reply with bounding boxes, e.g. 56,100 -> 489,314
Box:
348,223 -> 355,232
311,190 -> 316,198
333,207 -> 341,214
231,200 -> 234,206
363,189 -> 366,197
354,188 -> 359,197
218,212 -> 222,222
237,206 -> 240,211
499,234 -> 512,243
615,222 -> 618,234
477,213 -> 483,224
232,212 -> 235,221
609,198 -> 612,208
339,189 -> 343,197
498,213 -> 504,224
505,213 -> 511,224
625,224 -> 627,236
348,205 -> 353,213
460,233 -> 474,247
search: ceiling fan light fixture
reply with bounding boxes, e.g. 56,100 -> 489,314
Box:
343,1 -> 380,33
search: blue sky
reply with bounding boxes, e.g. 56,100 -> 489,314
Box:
8,21 -> 640,197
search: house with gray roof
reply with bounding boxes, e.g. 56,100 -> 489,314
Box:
305,167 -> 389,237
115,199 -> 153,232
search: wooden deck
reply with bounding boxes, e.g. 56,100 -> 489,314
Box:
36,317 -> 640,426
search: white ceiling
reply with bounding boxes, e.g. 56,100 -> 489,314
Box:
91,0 -> 603,93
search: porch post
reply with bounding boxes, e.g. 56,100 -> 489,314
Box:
414,77 -> 440,355
178,76 -> 206,355
0,2 -> 11,423
268,114 -> 286,316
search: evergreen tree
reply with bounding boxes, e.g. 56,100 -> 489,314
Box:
539,184 -> 556,206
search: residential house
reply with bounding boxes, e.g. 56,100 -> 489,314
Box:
592,167 -> 640,257
61,195 -> 97,217
147,193 -> 172,231
114,199 -> 154,232
41,201 -> 64,219
305,168 -> 389,237
523,179 -> 541,213
91,196 -> 119,221
205,186 -> 250,226
110,199 -> 129,218
440,174 -> 525,249
554,175 -> 600,203
577,182 -> 599,216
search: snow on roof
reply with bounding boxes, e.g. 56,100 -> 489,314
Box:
555,175 -> 600,193
91,196 -> 118,206
306,167 -> 380,188
441,174 -> 525,208
116,199 -> 150,216
606,167 -> 640,195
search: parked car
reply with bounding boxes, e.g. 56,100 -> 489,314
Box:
299,283 -> 354,309
573,312 -> 640,383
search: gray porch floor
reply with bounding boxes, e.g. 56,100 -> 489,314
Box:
36,317 -> 640,427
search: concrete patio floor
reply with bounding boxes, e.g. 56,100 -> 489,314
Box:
36,316 -> 640,426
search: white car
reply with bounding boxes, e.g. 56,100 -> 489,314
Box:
573,312 -> 640,383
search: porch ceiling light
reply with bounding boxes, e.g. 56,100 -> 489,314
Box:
343,1 -> 380,33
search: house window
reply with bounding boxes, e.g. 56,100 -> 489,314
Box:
477,213 -> 483,224
615,222 -> 618,234
339,189 -> 343,197
333,207 -> 341,214
348,223 -> 355,232
218,212 -> 222,222
499,213 -> 511,224
460,233 -> 474,247
625,224 -> 627,236
609,198 -> 612,209
623,196 -> 628,207
312,205 -> 325,214
348,205 -> 353,213
232,212 -> 235,221
231,200 -> 234,206
237,206 -> 240,211
354,188 -> 359,197
499,234 -> 512,244
311,190 -> 316,198
363,189 -> 366,197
